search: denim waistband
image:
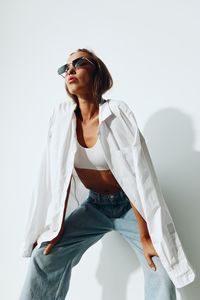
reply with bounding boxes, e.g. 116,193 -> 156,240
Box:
88,189 -> 128,204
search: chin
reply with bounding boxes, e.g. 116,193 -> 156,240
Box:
68,88 -> 78,95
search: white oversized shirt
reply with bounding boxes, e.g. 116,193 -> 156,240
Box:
20,97 -> 196,288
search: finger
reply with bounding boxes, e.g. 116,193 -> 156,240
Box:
43,242 -> 54,255
146,254 -> 156,271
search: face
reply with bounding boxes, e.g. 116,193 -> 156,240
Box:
65,51 -> 96,98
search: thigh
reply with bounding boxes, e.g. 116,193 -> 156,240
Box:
60,200 -> 114,246
26,200 -> 114,289
35,199 -> 114,263
20,201 -> 115,300
113,208 -> 143,256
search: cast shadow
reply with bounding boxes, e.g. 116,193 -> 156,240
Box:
143,108 -> 199,300
95,231 -> 142,300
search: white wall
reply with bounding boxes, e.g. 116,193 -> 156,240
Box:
0,0 -> 199,299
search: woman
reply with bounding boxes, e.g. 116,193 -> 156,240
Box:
19,48 -> 195,300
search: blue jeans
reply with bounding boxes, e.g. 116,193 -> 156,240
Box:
19,189 -> 176,300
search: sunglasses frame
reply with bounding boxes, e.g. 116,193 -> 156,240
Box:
57,56 -> 95,78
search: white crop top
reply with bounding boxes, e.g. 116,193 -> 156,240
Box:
74,136 -> 110,170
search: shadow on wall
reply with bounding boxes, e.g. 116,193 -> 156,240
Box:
94,108 -> 199,300
95,231 -> 142,300
143,108 -> 199,300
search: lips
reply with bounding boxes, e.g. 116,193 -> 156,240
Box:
68,76 -> 78,83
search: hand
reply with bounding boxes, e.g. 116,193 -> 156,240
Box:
43,220 -> 65,255
140,236 -> 159,271
43,235 -> 60,255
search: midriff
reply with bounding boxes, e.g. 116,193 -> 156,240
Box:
75,167 -> 122,194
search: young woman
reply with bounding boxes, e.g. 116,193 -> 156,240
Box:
19,48 -> 195,300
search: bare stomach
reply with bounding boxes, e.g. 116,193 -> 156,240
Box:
75,167 -> 122,194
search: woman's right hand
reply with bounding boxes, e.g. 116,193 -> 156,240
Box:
43,220 -> 65,255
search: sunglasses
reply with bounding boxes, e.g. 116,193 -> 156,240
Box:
57,56 -> 95,77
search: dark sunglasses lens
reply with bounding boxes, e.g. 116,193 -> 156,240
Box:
74,57 -> 86,68
57,57 -> 91,76
57,64 -> 68,75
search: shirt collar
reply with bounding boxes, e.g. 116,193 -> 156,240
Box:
99,98 -> 112,123
71,97 -> 112,124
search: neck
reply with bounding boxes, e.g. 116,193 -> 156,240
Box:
75,96 -> 101,123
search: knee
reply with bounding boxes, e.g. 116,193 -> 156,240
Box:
31,244 -> 83,273
31,246 -> 50,273
31,243 -> 66,274
146,257 -> 176,292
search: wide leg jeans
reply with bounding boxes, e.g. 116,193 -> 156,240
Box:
19,189 -> 176,300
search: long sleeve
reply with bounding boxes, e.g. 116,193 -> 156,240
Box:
118,101 -> 195,287
19,108 -> 56,257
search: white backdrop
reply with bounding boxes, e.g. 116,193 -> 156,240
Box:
0,0 -> 199,299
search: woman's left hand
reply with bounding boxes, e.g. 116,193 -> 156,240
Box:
140,236 -> 159,271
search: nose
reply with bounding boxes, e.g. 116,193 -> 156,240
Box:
67,64 -> 76,75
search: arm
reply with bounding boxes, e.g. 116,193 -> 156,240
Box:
20,107 -> 56,257
129,201 -> 159,271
